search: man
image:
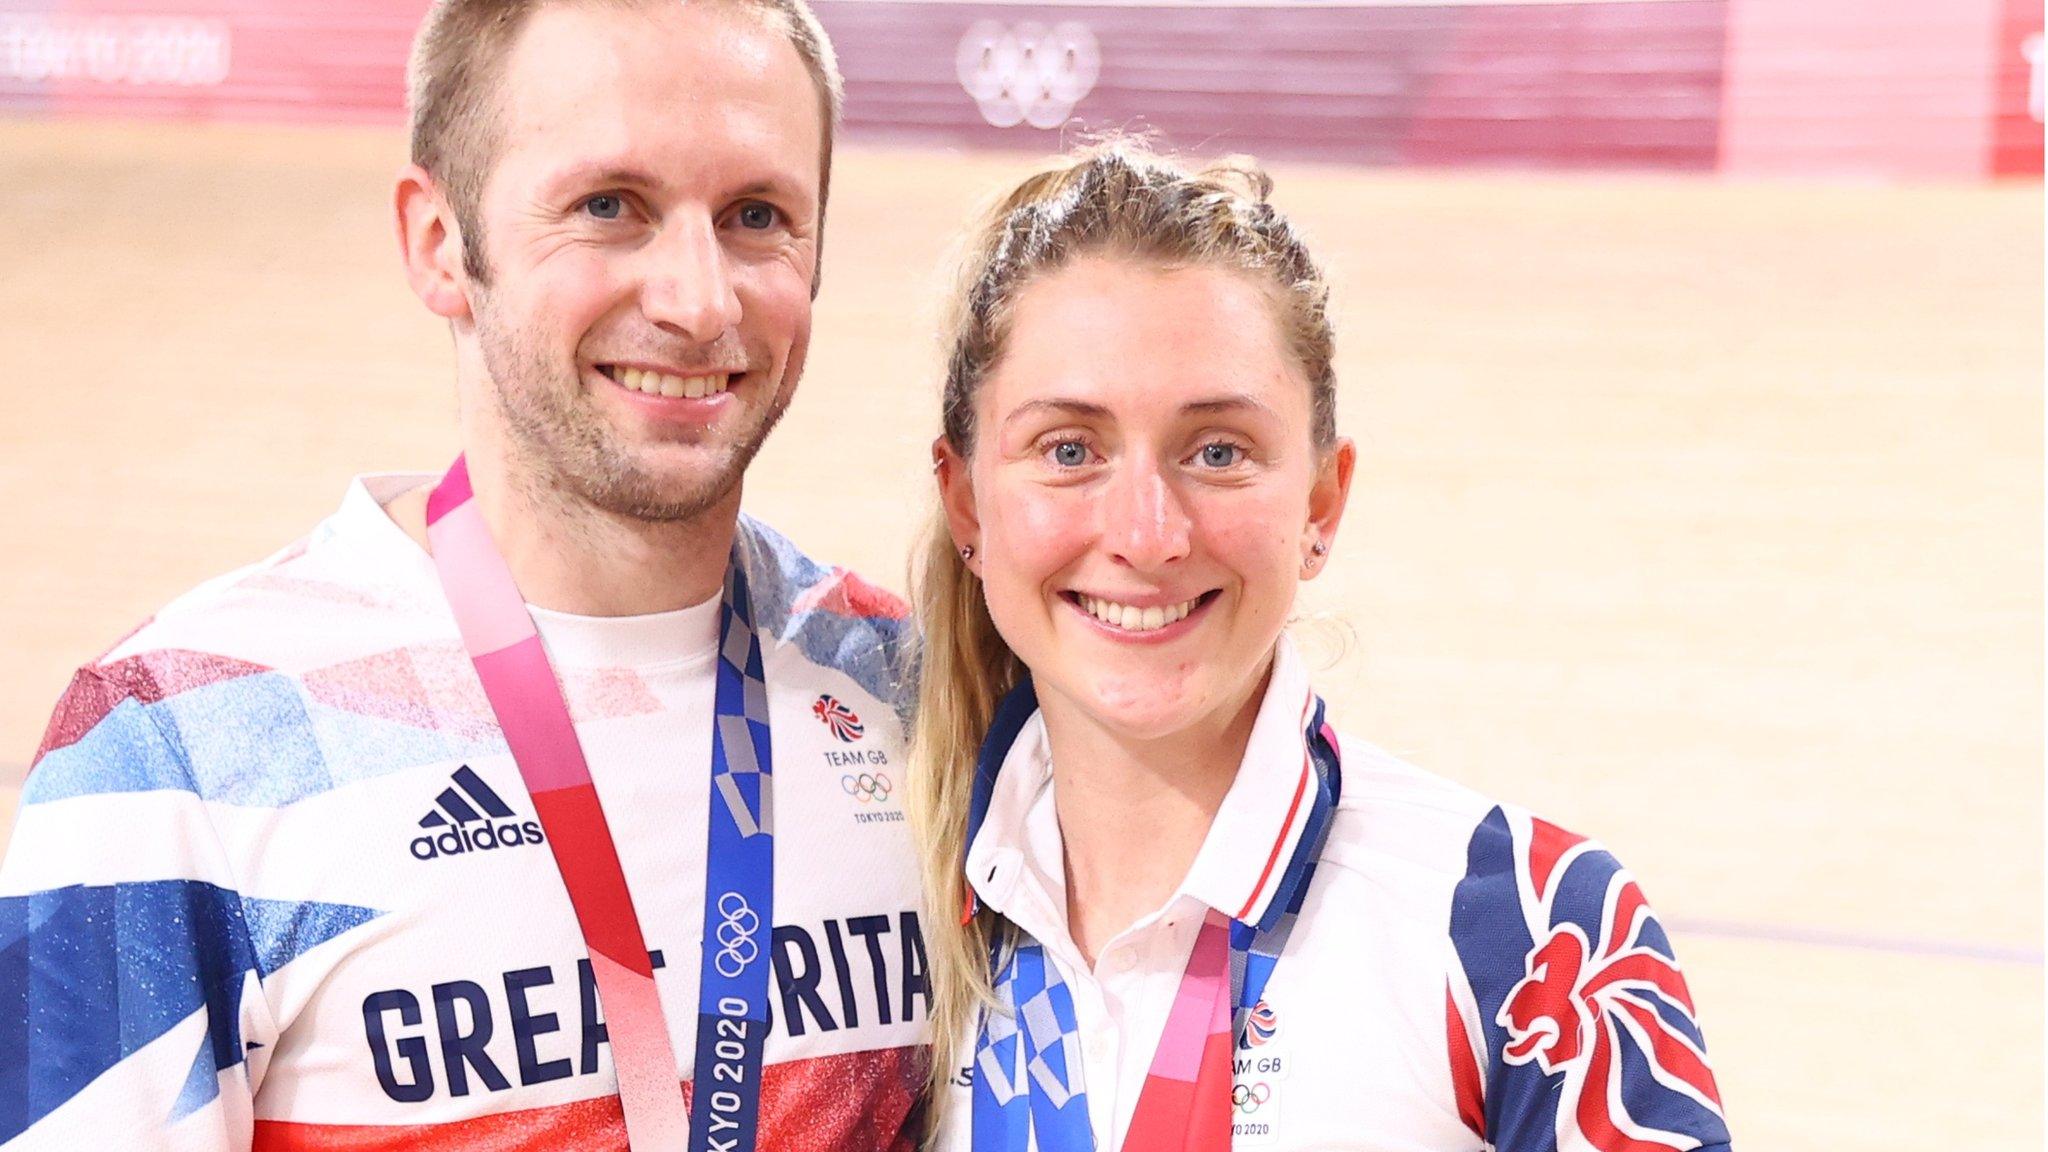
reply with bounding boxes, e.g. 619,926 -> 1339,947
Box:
0,0 -> 929,1147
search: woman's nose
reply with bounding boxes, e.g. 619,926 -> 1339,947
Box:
1100,463 -> 1192,570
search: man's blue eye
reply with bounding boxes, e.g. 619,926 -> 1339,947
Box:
737,202 -> 778,230
1200,443 -> 1240,467
584,195 -> 623,220
1051,441 -> 1088,467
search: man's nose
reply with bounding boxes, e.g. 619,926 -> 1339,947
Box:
1101,461 -> 1193,570
640,212 -> 741,341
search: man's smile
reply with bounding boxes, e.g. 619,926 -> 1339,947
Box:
596,363 -> 737,400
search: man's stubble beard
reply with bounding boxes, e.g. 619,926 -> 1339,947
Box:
472,290 -> 792,525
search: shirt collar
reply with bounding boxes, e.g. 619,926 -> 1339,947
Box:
962,708 -> 1060,929
963,635 -> 1323,932
335,471 -> 439,579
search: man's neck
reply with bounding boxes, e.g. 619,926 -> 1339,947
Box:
386,454 -> 737,618
1042,663 -> 1270,968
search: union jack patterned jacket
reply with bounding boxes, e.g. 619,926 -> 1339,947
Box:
935,637 -> 1732,1152
0,475 -> 929,1151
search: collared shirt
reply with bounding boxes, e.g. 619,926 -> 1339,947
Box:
934,637 -> 1731,1152
0,475 -> 930,1151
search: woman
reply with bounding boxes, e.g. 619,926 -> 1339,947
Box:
908,143 -> 1732,1152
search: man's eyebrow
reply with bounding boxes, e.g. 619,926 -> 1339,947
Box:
542,167 -> 817,210
545,164 -> 662,194
727,174 -> 822,214
728,178 -> 796,200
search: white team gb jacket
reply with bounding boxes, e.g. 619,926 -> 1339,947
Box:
935,638 -> 1732,1152
0,475 -> 931,1152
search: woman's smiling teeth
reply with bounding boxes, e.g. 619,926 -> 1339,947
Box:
613,367 -> 730,399
1077,594 -> 1199,632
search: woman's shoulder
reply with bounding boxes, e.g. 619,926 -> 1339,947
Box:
1310,736 -> 1730,1151
1317,733 -> 1508,880
1315,732 -> 1628,904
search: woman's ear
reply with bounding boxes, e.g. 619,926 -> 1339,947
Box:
933,436 -> 983,576
1302,437 -> 1356,579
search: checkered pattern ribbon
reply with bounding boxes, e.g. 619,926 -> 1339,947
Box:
967,680 -> 1343,1152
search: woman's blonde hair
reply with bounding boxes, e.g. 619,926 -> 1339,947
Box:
904,140 -> 1338,1125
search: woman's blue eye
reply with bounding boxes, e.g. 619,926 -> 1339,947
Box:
1051,441 -> 1089,467
583,195 -> 623,220
737,202 -> 778,230
1200,443 -> 1241,467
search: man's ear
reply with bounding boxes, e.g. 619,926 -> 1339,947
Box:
395,164 -> 473,321
1302,437 -> 1357,580
933,436 -> 982,577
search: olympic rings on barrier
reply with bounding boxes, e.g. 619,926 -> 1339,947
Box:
841,772 -> 893,803
1231,1082 -> 1272,1114
714,890 -> 760,978
955,19 -> 1101,130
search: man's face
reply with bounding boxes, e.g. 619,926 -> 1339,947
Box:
463,1 -> 824,521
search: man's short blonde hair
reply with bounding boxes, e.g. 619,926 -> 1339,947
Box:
406,0 -> 844,280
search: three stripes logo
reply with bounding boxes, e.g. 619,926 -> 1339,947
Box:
409,765 -> 546,862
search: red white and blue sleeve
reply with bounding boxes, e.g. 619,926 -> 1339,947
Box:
1445,806 -> 1732,1152
0,663 -> 371,1150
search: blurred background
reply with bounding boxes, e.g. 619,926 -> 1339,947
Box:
0,0 -> 2040,1147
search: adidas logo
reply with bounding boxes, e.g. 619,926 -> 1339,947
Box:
409,766 -> 547,862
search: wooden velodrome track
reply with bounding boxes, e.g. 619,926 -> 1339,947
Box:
0,119 -> 2039,1147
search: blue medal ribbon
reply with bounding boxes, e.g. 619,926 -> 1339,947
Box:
432,454 -> 778,1152
687,558 -> 775,1152
967,677 -> 1342,1152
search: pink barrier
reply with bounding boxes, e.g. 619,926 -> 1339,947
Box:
1992,0 -> 2044,177
0,0 -> 421,121
0,0 -> 2035,179
822,0 -> 1727,171
1719,0 -> 2041,179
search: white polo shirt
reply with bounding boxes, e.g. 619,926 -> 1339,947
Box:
934,638 -> 1731,1152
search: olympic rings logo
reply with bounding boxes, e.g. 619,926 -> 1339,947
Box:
713,891 -> 760,978
955,19 -> 1101,130
1231,1082 -> 1271,1115
841,772 -> 893,803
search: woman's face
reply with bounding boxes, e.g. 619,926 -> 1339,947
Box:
940,255 -> 1354,745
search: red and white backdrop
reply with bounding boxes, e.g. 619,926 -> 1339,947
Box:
0,0 -> 2039,179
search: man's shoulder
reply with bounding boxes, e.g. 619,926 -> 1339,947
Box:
26,482 -> 448,808
99,496 -> 430,668
735,515 -> 911,712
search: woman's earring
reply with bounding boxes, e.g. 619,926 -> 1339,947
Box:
1304,540 -> 1327,571
959,545 -> 975,562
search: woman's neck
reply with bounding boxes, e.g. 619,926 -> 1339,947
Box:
1041,662 -> 1272,968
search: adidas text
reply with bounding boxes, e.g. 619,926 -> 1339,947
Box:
410,820 -> 546,860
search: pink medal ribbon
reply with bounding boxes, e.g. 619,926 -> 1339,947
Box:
426,456 -> 691,1152
1120,910 -> 1240,1152
969,681 -> 1341,1152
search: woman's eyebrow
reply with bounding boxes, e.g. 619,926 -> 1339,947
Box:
1001,398 -> 1113,427
1180,392 -> 1278,418
1001,394 -> 1281,428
